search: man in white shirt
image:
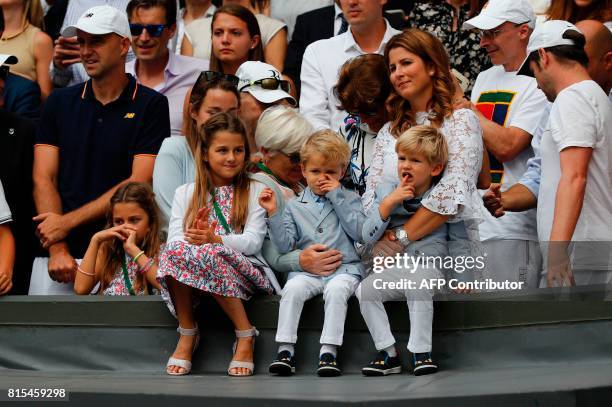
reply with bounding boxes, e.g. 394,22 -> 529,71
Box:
299,0 -> 400,132
125,0 -> 207,137
514,20 -> 612,287
459,0 -> 548,288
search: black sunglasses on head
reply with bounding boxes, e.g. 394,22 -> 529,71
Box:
239,78 -> 291,93
195,71 -> 240,88
129,23 -> 168,37
285,152 -> 300,164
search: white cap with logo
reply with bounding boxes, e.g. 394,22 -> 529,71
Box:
517,20 -> 583,76
463,0 -> 536,30
0,54 -> 18,66
62,5 -> 131,38
236,61 -> 296,106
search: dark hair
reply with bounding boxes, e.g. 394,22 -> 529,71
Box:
186,78 -> 240,155
0,7 -> 4,34
99,182 -> 162,294
209,5 -> 264,73
529,30 -> 589,69
126,0 -> 177,26
546,0 -> 612,23
334,54 -> 392,115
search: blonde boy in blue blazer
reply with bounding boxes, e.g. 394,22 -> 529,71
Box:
259,130 -> 365,377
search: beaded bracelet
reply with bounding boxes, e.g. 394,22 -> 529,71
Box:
133,251 -> 145,263
139,258 -> 155,275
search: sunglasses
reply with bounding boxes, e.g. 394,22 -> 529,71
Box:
239,78 -> 290,93
283,152 -> 301,164
347,109 -> 378,118
195,71 -> 240,88
129,23 -> 168,37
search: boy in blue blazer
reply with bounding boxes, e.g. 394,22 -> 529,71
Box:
357,125 -> 449,377
259,130 -> 365,377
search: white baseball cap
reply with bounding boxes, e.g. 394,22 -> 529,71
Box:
62,5 -> 131,38
0,54 -> 18,66
236,61 -> 296,106
517,20 -> 584,77
463,0 -> 536,30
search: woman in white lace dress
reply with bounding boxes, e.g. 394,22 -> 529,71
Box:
363,29 -> 485,255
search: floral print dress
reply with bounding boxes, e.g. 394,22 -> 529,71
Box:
158,185 -> 273,317
102,256 -> 148,296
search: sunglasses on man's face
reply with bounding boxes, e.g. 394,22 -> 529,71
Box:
239,78 -> 290,93
129,23 -> 167,37
195,71 -> 240,88
347,109 -> 378,118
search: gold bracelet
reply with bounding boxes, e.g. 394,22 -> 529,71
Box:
77,266 -> 95,277
133,251 -> 145,263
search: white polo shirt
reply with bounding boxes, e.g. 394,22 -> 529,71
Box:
299,20 -> 400,132
0,180 -> 12,225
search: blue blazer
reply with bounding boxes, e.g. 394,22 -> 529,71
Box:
268,186 -> 365,280
363,178 -> 448,258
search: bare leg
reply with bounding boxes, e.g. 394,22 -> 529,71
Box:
212,294 -> 255,375
166,276 -> 197,374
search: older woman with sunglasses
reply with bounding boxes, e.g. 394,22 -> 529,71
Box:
153,71 -> 240,231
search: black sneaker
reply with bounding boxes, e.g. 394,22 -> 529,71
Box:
412,352 -> 438,376
362,350 -> 402,376
269,350 -> 295,376
317,353 -> 341,377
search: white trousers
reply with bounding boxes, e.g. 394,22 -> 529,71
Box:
483,239 -> 542,289
356,265 -> 440,354
28,257 -> 79,295
275,273 -> 360,346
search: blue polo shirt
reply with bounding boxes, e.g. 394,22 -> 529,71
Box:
36,74 -> 170,258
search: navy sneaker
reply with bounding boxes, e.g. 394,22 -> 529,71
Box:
317,353 -> 341,377
412,352 -> 438,376
362,350 -> 402,376
269,350 -> 295,376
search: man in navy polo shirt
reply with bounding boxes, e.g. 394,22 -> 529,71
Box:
29,5 -> 170,295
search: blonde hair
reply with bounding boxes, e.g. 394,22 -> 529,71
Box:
184,112 -> 251,232
255,106 -> 313,154
385,29 -> 456,136
395,125 -> 448,166
300,130 -> 350,168
22,0 -> 44,29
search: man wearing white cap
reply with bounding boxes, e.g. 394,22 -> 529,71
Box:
236,60 -> 296,157
458,0 -> 548,288
30,5 -> 169,294
500,20 -> 612,287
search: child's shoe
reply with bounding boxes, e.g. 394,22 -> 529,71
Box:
412,352 -> 438,376
269,350 -> 296,376
362,350 -> 402,376
317,353 -> 341,377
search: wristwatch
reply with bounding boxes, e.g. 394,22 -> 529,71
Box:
394,227 -> 410,247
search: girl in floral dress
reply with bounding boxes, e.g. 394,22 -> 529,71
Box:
160,112 -> 273,377
74,182 -> 163,296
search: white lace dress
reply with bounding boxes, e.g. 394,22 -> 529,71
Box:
362,109 -> 484,222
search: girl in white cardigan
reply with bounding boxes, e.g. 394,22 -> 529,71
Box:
158,112 -> 273,377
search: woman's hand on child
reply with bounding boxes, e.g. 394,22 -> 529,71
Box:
258,188 -> 277,215
318,174 -> 341,194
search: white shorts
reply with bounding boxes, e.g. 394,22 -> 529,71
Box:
28,257 -> 81,295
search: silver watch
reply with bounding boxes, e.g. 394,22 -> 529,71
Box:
394,227 -> 410,247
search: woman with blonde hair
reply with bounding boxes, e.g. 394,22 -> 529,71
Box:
0,0 -> 53,99
363,28 -> 485,255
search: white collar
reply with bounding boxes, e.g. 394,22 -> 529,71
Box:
342,19 -> 398,54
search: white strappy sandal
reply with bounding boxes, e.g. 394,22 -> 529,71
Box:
227,326 -> 259,377
166,325 -> 200,376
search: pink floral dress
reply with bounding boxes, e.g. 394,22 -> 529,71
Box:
158,185 -> 273,316
102,256 -> 148,296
